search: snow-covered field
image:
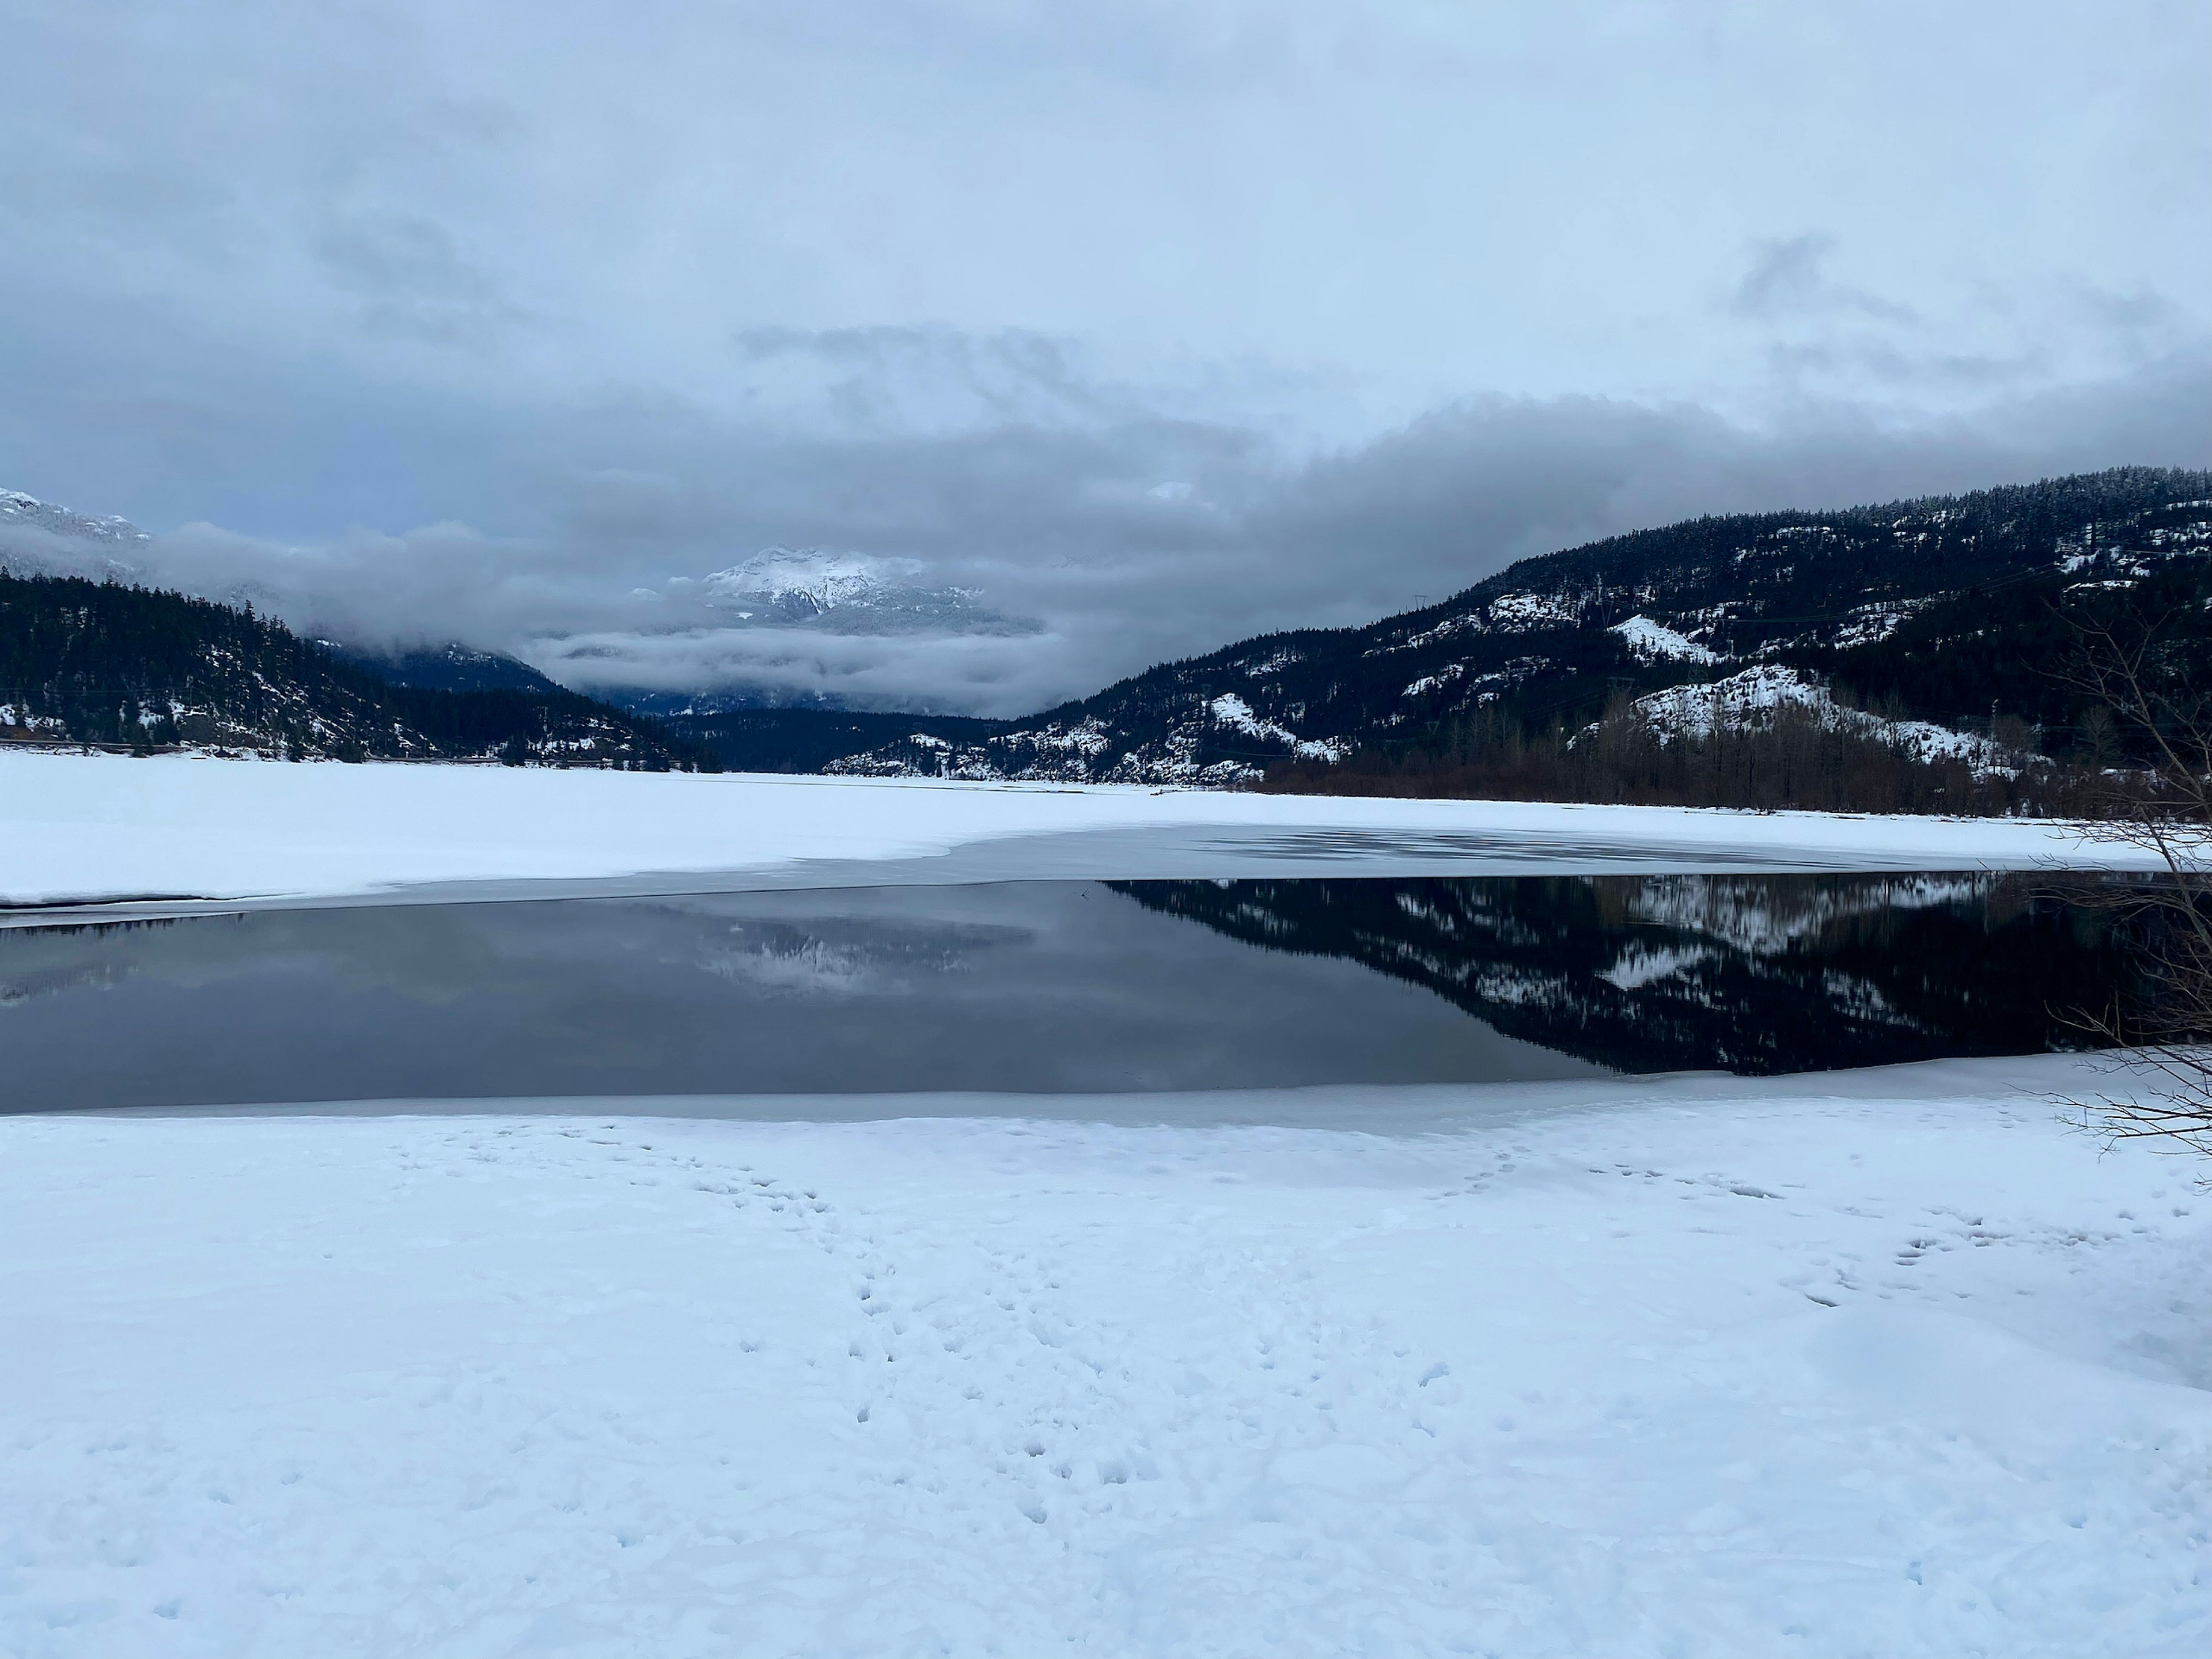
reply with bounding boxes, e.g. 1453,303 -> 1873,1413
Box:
5,1056 -> 2205,1658
0,752 -> 2169,913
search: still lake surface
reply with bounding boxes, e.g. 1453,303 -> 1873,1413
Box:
1,874 -> 2135,1111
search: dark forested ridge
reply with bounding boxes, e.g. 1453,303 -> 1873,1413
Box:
0,573 -> 714,767
656,707 -> 1017,774
332,642 -> 567,696
821,467 -> 2212,792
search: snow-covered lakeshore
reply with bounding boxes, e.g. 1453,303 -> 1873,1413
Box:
0,752 -> 2171,914
5,1058 -> 2206,1658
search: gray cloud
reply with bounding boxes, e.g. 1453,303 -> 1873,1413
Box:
2,2 -> 2207,713
1732,236 -> 1917,325
311,214 -> 522,346
12,344 -> 2205,716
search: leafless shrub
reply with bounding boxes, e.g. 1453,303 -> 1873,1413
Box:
2052,603 -> 2212,1168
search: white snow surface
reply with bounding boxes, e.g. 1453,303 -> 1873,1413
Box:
0,753 -> 2175,911
1487,592 -> 1585,631
1609,614 -> 1721,664
1206,693 -> 1344,762
1632,666 -> 2008,772
3,1055 -> 2205,1658
1633,665 -> 1832,738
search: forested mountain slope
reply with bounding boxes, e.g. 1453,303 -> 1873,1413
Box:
0,573 -> 709,767
332,643 -> 569,696
823,468 -> 2211,784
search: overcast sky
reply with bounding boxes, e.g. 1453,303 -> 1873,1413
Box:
3,0 -> 2206,713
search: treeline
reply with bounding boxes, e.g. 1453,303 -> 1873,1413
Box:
0,571 -> 718,768
1255,700 -> 2109,816
1813,554 -> 2212,757
660,707 -> 1016,774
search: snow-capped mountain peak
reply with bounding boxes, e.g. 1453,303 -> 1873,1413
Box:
677,546 -> 1032,637
0,487 -> 150,582
0,488 -> 150,546
700,548 -> 918,619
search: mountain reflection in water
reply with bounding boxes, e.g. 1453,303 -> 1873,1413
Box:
1111,874 -> 2135,1075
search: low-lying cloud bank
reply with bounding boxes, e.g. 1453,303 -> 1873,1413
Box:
6,354 -> 2207,717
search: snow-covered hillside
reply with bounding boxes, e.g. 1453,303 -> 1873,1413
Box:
810,472 -> 2212,783
827,694 -> 1350,786
3,1056 -> 2202,1658
1619,665 -> 2011,773
1609,613 -> 1721,663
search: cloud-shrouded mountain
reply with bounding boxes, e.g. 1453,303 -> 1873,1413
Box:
0,488 -> 149,573
0,567 -> 710,768
6,467 -> 2208,792
0,486 -> 1050,715
804,467 -> 2211,784
687,548 -> 1031,635
586,547 -> 1047,718
0,488 -> 145,545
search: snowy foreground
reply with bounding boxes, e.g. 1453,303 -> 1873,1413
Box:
5,1056 -> 2205,1658
0,752 -> 2169,911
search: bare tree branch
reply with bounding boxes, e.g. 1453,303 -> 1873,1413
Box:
2051,593 -> 2212,1174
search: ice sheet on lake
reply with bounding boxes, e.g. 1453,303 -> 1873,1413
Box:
0,752 -> 2172,923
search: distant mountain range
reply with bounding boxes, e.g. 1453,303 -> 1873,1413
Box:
3,467 -> 2207,784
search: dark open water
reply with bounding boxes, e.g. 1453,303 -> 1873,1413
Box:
0,874 -> 2136,1111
